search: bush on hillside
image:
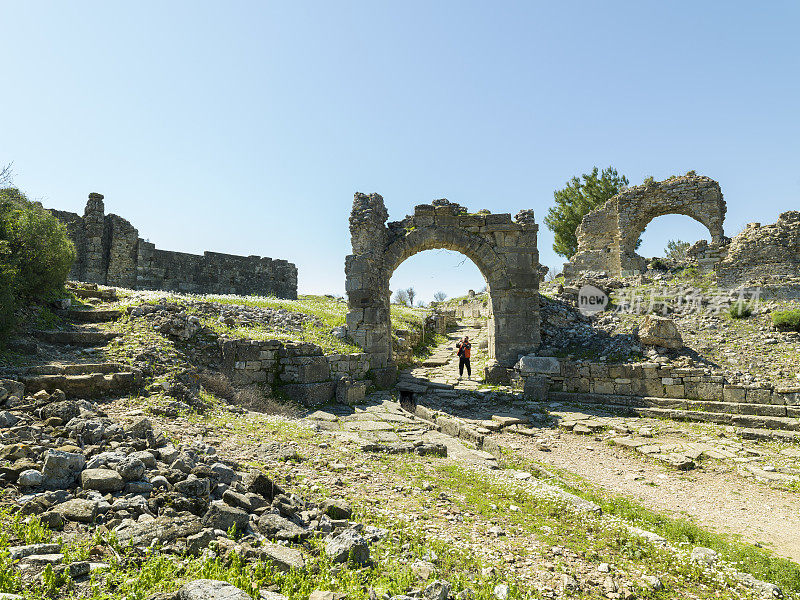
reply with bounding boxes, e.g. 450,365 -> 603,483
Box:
0,187 -> 75,333
728,301 -> 753,319
772,309 -> 800,332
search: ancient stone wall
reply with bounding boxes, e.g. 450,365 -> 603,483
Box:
516,356 -> 800,408
346,195 -> 541,377
220,338 -> 368,406
563,175 -> 726,279
52,193 -> 297,298
716,211 -> 800,287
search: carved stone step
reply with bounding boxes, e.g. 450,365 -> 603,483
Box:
33,330 -> 119,346
20,368 -> 143,398
550,391 -> 800,431
66,283 -> 117,301
25,362 -> 127,376
59,309 -> 122,323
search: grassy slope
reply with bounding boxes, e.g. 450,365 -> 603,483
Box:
118,293 -> 429,356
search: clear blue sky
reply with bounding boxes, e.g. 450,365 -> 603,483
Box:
2,2 -> 798,302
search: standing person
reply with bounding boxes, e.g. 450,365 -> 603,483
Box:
456,336 -> 472,380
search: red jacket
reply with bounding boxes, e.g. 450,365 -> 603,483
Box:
456,341 -> 471,358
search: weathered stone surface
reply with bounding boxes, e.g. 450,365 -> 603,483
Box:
256,513 -> 307,541
638,316 -> 683,349
116,456 -> 146,481
259,543 -> 306,572
81,468 -> 125,492
202,501 -> 250,534
177,580 -> 251,600
516,355 -> 560,375
717,211 -> 800,285
17,469 -> 43,487
322,499 -> 352,520
325,528 -> 370,565
243,469 -> 284,501
174,475 -> 210,498
115,515 -> 203,546
281,382 -> 335,407
42,449 -> 86,489
51,499 -> 98,523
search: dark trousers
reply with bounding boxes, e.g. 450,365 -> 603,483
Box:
459,356 -> 471,377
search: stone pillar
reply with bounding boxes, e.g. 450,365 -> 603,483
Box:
488,211 -> 541,366
105,215 -> 139,289
82,193 -> 107,284
345,193 -> 395,385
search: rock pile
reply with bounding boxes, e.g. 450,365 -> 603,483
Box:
0,380 -> 384,589
128,301 -> 322,337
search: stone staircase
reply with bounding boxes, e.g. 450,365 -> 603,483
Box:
550,391 -> 800,438
33,330 -> 120,346
57,308 -> 123,323
19,283 -> 144,399
65,282 -> 118,302
20,363 -> 143,398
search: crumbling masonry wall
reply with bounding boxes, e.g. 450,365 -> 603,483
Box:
717,211 -> 800,286
345,195 -> 541,377
52,193 -> 297,298
563,175 -> 726,278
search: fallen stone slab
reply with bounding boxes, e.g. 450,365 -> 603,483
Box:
8,543 -> 61,561
51,499 -> 98,523
178,580 -> 251,600
81,468 -> 125,493
259,543 -> 306,572
116,515 -> 203,547
325,528 -> 370,565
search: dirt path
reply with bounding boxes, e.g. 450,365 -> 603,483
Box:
407,322 -> 800,563
500,429 -> 800,562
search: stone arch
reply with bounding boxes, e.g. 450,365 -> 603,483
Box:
345,195 -> 541,383
563,174 -> 726,278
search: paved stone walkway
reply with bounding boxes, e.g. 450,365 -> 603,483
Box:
409,323 -> 488,391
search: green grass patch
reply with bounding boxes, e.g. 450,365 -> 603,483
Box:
773,309 -> 800,332
727,301 -> 754,319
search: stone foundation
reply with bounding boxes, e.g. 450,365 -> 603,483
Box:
220,338 -> 369,406
515,357 -> 800,407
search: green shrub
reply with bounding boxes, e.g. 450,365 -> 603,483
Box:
0,187 -> 75,333
728,301 -> 753,319
772,309 -> 800,332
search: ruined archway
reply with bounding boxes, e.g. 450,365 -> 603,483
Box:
345,195 -> 541,383
563,174 -> 726,278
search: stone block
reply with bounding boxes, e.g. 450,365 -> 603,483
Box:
281,382 -> 334,407
336,378 -> 367,406
695,382 -> 723,401
665,384 -> 686,398
516,355 -> 560,375
593,380 -> 615,395
723,385 -> 747,402
523,375 -> 550,401
745,388 -> 772,404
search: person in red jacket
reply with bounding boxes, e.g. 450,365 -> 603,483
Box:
456,336 -> 472,380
